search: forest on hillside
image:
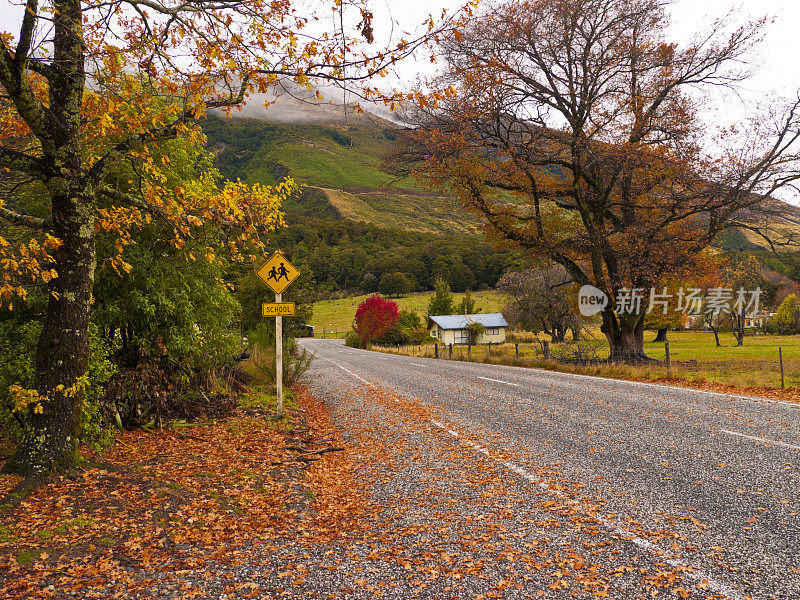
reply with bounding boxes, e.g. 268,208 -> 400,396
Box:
270,216 -> 522,295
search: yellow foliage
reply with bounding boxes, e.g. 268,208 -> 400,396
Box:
9,385 -> 43,414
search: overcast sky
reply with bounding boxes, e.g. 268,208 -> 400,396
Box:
2,0 -> 797,104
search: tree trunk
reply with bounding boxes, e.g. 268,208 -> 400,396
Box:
731,312 -> 745,347
3,193 -> 96,477
653,327 -> 668,342
710,327 -> 721,347
571,327 -> 580,341
2,0 -> 92,479
601,310 -> 650,363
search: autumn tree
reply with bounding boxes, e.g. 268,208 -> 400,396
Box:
497,265 -> 580,342
767,294 -> 800,334
353,294 -> 399,345
0,0 -> 449,483
393,0 -> 800,362
720,254 -> 775,346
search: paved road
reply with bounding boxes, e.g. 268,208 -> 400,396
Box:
299,338 -> 800,599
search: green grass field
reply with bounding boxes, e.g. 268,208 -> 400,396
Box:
311,290 -> 508,335
316,187 -> 476,236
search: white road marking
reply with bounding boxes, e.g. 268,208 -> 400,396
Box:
430,420 -> 461,439
313,356 -> 373,386
477,376 -> 520,387
307,340 -> 795,409
305,339 -> 765,598
409,362 -> 427,368
721,429 -> 800,451
429,419 -> 749,600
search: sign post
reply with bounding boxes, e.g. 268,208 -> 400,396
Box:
256,251 -> 300,418
275,291 -> 282,416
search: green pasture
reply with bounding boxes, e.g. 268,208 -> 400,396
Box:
311,290 -> 508,336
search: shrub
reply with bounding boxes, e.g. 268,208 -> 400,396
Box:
353,294 -> 399,345
345,330 -> 367,348
248,338 -> 313,387
466,322 -> 486,344
374,310 -> 423,345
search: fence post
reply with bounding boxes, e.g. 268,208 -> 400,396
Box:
515,342 -> 519,358
449,343 -> 453,359
434,343 -> 439,359
665,341 -> 671,374
543,340 -> 550,360
488,342 -> 492,358
780,347 -> 785,389
468,342 -> 471,359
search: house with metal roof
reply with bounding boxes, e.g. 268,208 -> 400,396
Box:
427,313 -> 508,345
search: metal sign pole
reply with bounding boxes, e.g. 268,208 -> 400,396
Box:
276,292 -> 283,417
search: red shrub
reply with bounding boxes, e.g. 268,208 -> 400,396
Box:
353,294 -> 399,344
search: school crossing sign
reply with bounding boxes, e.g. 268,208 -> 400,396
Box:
255,250 -> 300,419
256,251 -> 299,295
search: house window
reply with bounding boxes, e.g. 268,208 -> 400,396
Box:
488,327 -> 499,335
454,329 -> 470,344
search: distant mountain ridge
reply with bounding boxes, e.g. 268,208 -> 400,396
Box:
202,107 -> 480,236
210,83 -> 399,126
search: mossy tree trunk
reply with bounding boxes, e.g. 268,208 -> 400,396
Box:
1,0 -> 93,478
4,194 -> 95,476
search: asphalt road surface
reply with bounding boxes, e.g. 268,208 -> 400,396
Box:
294,338 -> 800,600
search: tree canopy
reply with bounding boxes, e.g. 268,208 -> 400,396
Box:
354,294 -> 399,344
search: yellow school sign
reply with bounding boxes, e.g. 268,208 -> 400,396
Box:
256,251 -> 299,295
262,302 -> 296,317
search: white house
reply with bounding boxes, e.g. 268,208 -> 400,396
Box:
427,313 -> 508,345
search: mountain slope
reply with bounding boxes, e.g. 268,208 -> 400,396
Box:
202,114 -> 480,235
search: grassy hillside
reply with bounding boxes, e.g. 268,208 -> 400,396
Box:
311,290 -> 508,335
202,115 -> 479,235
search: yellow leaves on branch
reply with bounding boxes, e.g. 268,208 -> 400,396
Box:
9,385 -> 43,414
9,376 -> 89,415
0,229 -> 62,308
95,169 -> 295,271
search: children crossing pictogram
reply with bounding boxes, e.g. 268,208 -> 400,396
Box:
256,251 -> 299,294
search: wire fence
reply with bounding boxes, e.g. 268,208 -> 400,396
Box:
369,340 -> 798,391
